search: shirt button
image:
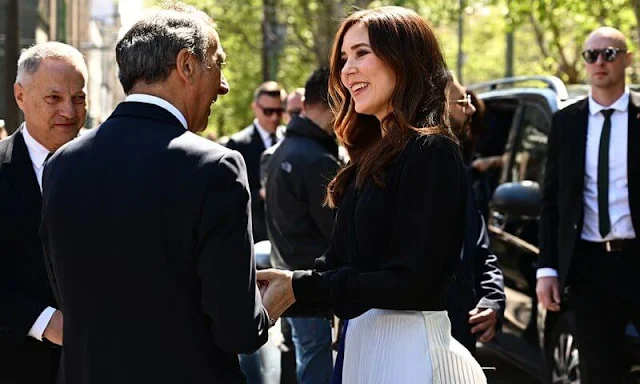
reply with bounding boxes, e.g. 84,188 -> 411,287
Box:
573,224 -> 578,230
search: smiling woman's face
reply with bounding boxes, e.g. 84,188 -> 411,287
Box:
339,23 -> 396,121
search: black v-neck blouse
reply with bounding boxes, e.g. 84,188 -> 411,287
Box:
291,133 -> 468,319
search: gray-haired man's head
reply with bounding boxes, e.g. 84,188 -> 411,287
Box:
15,41 -> 87,85
13,41 -> 88,151
116,4 -> 218,94
115,2 -> 229,132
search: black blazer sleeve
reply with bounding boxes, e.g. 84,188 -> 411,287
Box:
0,285 -> 49,344
539,112 -> 562,270
293,136 -> 466,319
473,214 -> 506,315
226,138 -> 263,211
195,151 -> 269,354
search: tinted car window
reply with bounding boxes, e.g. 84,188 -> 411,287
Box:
508,105 -> 549,184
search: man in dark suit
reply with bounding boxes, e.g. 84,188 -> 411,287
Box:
446,76 -> 505,355
40,4 -> 270,383
538,27 -> 640,383
226,81 -> 286,242
0,41 -> 87,384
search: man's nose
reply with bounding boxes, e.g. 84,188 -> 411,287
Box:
58,99 -> 75,118
219,73 -> 229,95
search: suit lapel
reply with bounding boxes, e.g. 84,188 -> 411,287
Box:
627,92 -> 640,233
571,98 -> 589,194
3,126 -> 43,224
252,124 -> 267,152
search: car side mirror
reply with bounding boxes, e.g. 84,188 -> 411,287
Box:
490,181 -> 541,217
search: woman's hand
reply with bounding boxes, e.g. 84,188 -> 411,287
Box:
257,269 -> 296,321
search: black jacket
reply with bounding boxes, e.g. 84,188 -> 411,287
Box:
226,124 -> 269,242
264,115 -> 340,270
539,93 -> 640,288
448,171 -> 505,354
292,134 -> 467,319
40,102 -> 269,384
0,127 -> 60,384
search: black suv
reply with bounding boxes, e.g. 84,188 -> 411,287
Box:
468,76 -> 640,383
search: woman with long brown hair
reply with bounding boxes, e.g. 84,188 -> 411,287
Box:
258,6 -> 486,382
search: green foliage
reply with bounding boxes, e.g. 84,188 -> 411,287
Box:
148,0 -> 640,137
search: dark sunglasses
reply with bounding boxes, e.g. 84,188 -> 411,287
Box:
286,108 -> 301,117
581,47 -> 626,64
257,103 -> 284,117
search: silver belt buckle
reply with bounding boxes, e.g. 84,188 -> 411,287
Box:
604,240 -> 622,252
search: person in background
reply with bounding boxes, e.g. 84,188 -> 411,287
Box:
0,41 -> 87,384
284,88 -> 304,125
446,75 -> 505,356
227,81 -> 286,242
538,27 -> 640,383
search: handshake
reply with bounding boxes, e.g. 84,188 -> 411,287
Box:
257,269 -> 297,325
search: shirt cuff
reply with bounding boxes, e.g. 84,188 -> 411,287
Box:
536,268 -> 559,279
27,306 -> 56,341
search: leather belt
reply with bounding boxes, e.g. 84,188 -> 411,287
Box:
581,239 -> 638,253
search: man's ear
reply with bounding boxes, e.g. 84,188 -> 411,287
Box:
625,51 -> 634,69
14,83 -> 25,110
175,48 -> 196,84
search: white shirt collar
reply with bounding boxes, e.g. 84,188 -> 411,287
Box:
253,119 -> 273,143
21,124 -> 51,168
125,94 -> 188,130
588,87 -> 630,116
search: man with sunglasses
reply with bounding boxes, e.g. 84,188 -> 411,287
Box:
538,27 -> 640,383
227,81 -> 286,242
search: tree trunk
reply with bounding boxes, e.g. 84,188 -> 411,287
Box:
5,0 -> 21,134
262,0 -> 285,81
631,0 -> 640,55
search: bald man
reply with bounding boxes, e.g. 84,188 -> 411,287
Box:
283,88 -> 304,125
538,27 -> 640,383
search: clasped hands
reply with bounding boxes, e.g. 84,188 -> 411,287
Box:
257,269 -> 297,324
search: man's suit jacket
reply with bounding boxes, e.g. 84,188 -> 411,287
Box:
0,128 -> 59,384
226,124 -> 269,242
40,102 -> 269,384
539,92 -> 640,288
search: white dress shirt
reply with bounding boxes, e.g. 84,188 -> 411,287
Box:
537,89 -> 636,279
253,119 -> 280,148
125,94 -> 188,130
21,126 -> 58,341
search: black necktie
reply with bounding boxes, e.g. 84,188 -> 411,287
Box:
597,109 -> 614,238
269,133 -> 278,147
44,152 -> 53,164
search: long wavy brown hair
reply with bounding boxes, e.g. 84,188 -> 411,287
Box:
326,6 -> 456,208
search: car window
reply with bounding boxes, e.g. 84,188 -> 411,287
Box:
508,105 -> 549,184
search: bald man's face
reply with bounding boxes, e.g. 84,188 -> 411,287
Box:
583,32 -> 631,90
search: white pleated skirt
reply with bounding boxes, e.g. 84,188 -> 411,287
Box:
342,309 -> 487,384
